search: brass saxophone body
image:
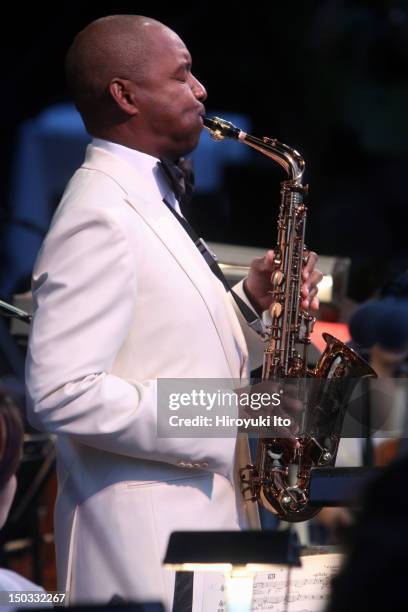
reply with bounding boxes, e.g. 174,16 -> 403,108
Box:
204,116 -> 377,522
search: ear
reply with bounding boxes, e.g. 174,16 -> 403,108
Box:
109,78 -> 139,117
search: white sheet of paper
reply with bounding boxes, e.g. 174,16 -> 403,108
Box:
192,553 -> 343,612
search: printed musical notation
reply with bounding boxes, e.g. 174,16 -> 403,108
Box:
192,553 -> 342,612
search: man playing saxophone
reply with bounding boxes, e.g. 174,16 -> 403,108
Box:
25,14 -> 321,609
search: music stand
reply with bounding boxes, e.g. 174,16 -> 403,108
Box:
163,530 -> 300,612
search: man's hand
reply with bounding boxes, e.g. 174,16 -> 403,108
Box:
236,380 -> 303,442
243,250 -> 323,315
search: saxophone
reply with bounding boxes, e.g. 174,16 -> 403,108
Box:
203,116 -> 377,522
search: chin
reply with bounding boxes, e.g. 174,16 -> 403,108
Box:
170,126 -> 202,158
180,137 -> 201,158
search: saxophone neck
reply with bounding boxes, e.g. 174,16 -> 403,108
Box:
244,134 -> 305,185
203,115 -> 305,183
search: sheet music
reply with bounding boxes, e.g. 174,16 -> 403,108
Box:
192,553 -> 342,612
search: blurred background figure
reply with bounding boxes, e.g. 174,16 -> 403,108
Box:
326,452 -> 408,611
314,270 -> 408,543
348,270 -> 408,372
0,390 -> 46,598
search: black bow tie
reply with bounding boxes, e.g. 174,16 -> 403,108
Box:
159,157 -> 195,208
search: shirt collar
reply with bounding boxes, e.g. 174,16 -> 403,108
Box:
92,138 -> 181,214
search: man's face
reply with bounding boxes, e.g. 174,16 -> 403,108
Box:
132,27 -> 207,159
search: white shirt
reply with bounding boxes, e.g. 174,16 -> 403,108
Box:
92,138 -> 182,214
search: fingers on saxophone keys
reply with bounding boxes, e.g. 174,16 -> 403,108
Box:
302,250 -> 319,280
250,251 -> 274,272
301,271 -> 321,309
283,410 -> 301,436
281,383 -> 302,400
301,286 -> 319,310
259,250 -> 276,271
310,296 -> 320,312
309,268 -> 324,287
281,395 -> 303,415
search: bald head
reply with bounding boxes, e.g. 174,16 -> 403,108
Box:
65,14 -> 207,158
65,15 -> 171,134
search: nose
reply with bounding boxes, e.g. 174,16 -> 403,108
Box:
191,74 -> 207,101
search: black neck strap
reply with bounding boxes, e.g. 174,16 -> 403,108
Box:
163,199 -> 263,334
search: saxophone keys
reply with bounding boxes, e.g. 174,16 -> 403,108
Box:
304,314 -> 316,334
269,301 -> 283,319
302,246 -> 310,264
271,270 -> 284,288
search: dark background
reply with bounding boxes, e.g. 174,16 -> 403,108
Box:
2,0 -> 408,302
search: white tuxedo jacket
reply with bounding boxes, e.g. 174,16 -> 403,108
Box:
25,144 -> 263,609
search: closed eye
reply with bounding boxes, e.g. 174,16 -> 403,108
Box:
173,61 -> 191,83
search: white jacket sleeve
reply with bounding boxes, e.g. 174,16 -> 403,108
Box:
230,279 -> 265,372
25,208 -> 235,477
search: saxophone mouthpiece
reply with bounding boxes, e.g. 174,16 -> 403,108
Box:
203,116 -> 217,130
203,116 -> 240,141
